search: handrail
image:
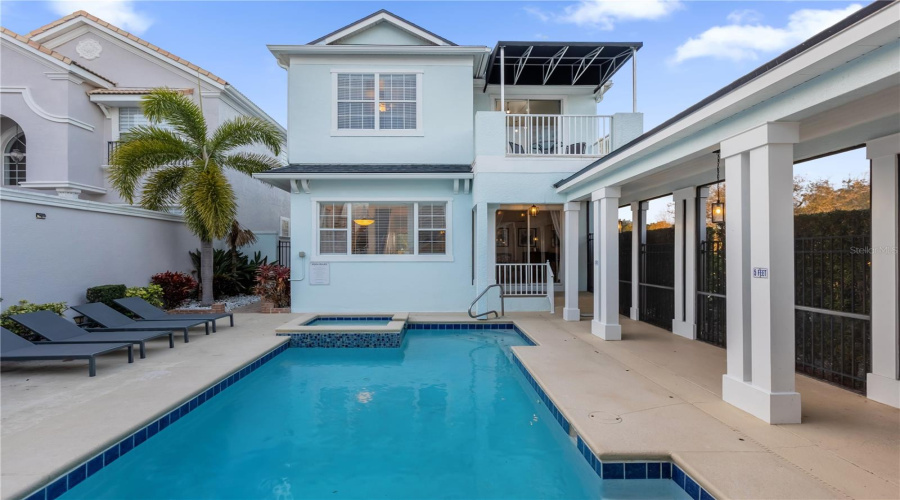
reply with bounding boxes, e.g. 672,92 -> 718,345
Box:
468,284 -> 505,320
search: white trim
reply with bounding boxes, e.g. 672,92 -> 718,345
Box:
270,45 -> 490,74
331,72 -> 424,137
0,87 -> 95,131
17,181 -> 106,194
0,187 -> 183,221
43,72 -> 84,85
315,11 -> 451,47
255,172 -> 473,181
310,197 -> 453,262
0,34 -> 113,88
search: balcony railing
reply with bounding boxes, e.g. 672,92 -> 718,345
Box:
107,141 -> 191,166
505,114 -> 612,157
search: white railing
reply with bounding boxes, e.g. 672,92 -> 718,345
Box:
496,261 -> 555,313
505,114 -> 612,157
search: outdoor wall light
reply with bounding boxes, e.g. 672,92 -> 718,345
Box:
711,202 -> 725,224
529,204 -> 540,217
9,148 -> 25,162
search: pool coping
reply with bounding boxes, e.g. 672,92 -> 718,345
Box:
22,320 -> 716,500
275,313 -> 408,334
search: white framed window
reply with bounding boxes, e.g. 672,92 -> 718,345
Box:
280,217 -> 291,238
332,71 -> 423,136
314,199 -> 451,261
118,107 -> 152,133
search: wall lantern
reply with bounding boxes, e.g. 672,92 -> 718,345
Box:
529,204 -> 540,217
711,150 -> 725,224
9,148 -> 25,162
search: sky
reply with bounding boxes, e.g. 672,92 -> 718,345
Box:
1,0 -> 872,183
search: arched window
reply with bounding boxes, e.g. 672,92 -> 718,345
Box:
3,130 -> 26,186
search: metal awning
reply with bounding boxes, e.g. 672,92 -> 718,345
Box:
483,42 -> 641,92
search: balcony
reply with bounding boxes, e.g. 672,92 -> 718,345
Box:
504,114 -> 612,157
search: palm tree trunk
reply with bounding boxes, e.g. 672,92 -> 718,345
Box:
200,239 -> 215,306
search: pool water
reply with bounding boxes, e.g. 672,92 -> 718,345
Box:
63,329 -> 689,499
305,317 -> 392,326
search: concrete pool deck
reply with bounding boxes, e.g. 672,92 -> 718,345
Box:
0,313 -> 293,500
1,308 -> 897,499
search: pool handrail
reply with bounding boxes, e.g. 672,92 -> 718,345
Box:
468,284 -> 505,320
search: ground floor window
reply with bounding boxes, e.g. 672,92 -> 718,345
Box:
317,201 -> 449,258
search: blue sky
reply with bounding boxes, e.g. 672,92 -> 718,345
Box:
1,0 -> 870,182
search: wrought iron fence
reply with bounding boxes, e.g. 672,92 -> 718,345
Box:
794,232 -> 871,392
277,240 -> 291,268
619,231 -> 632,316
639,227 -> 675,330
697,226 -> 726,348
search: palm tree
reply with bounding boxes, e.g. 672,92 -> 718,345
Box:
109,88 -> 282,305
226,219 -> 257,274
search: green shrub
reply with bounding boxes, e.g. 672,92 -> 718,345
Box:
212,275 -> 243,300
125,284 -> 164,308
190,249 -> 268,298
254,264 -> 291,308
86,284 -> 127,307
151,271 -> 197,309
1,300 -> 68,341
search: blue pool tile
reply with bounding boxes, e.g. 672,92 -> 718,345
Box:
625,462 -> 647,479
46,477 -> 67,500
661,462 -> 672,479
119,435 -> 134,455
647,462 -> 661,479
602,463 -> 624,480
24,489 -> 45,500
684,476 -> 701,500
103,445 -> 119,466
86,455 -> 103,477
168,409 -> 180,424
593,457 -> 602,477
700,488 -> 716,500
66,464 -> 87,489
133,427 -> 147,447
673,464 -> 685,488
577,436 -> 585,454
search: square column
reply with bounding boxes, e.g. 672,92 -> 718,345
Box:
563,201 -> 582,321
592,187 -> 622,340
866,134 -> 900,408
672,187 -> 698,339
630,202 -> 644,320
473,202 -> 496,316
720,122 -> 801,424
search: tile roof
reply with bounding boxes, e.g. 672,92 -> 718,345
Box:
1,26 -> 116,85
88,88 -> 194,95
25,10 -> 228,86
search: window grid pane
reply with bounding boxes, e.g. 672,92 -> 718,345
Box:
378,74 -> 417,130
351,203 -> 412,255
337,74 -> 376,130
418,203 -> 447,255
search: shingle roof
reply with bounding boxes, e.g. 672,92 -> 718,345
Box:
265,164 -> 473,174
25,10 -> 228,86
1,26 -> 117,85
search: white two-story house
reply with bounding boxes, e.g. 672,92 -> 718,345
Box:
258,10 -> 644,314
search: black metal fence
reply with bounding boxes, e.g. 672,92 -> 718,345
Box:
794,229 -> 871,392
619,230 -> 632,316
697,226 -> 726,348
639,227 -> 675,330
277,240 -> 291,268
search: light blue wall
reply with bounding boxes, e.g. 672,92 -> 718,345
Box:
334,24 -> 432,46
288,179 -> 474,312
287,55 -> 474,165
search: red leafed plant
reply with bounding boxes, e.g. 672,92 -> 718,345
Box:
253,264 -> 291,308
151,271 -> 198,309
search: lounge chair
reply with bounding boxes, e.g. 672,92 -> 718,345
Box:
10,310 -> 175,359
71,303 -> 209,343
1,327 -> 133,377
114,297 -> 233,332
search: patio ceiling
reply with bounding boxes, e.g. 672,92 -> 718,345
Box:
483,42 -> 641,92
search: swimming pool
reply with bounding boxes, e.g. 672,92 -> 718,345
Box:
61,328 -> 689,499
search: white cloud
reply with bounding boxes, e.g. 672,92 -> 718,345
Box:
48,0 -> 153,35
672,4 -> 862,64
528,0 -> 682,30
726,9 -> 762,25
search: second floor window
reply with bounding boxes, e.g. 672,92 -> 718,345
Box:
335,72 -> 421,134
119,107 -> 174,135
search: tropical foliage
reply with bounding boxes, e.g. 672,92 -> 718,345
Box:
125,284 -> 165,308
151,271 -> 198,309
254,264 -> 291,308
1,300 -> 67,340
108,88 -> 283,305
189,248 -> 269,299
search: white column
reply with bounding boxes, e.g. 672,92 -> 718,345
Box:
720,122 -> 801,424
672,187 -> 698,339
630,202 -> 644,320
592,187 -> 622,340
473,202 -> 493,315
563,202 -> 582,321
866,133 -> 900,408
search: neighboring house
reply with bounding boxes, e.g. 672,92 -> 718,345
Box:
258,9 -> 644,313
259,6 -> 900,420
0,11 -> 290,308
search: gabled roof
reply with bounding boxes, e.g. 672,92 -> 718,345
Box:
26,10 -> 228,85
0,26 -> 116,86
88,88 -> 193,95
308,9 -> 456,46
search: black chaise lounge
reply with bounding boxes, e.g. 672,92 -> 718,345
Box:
1,327 -> 133,377
114,297 -> 234,332
11,310 -> 175,359
71,303 -> 209,343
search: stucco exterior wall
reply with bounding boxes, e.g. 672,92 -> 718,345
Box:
0,192 -> 196,312
288,179 -> 474,312
287,55 -> 474,165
